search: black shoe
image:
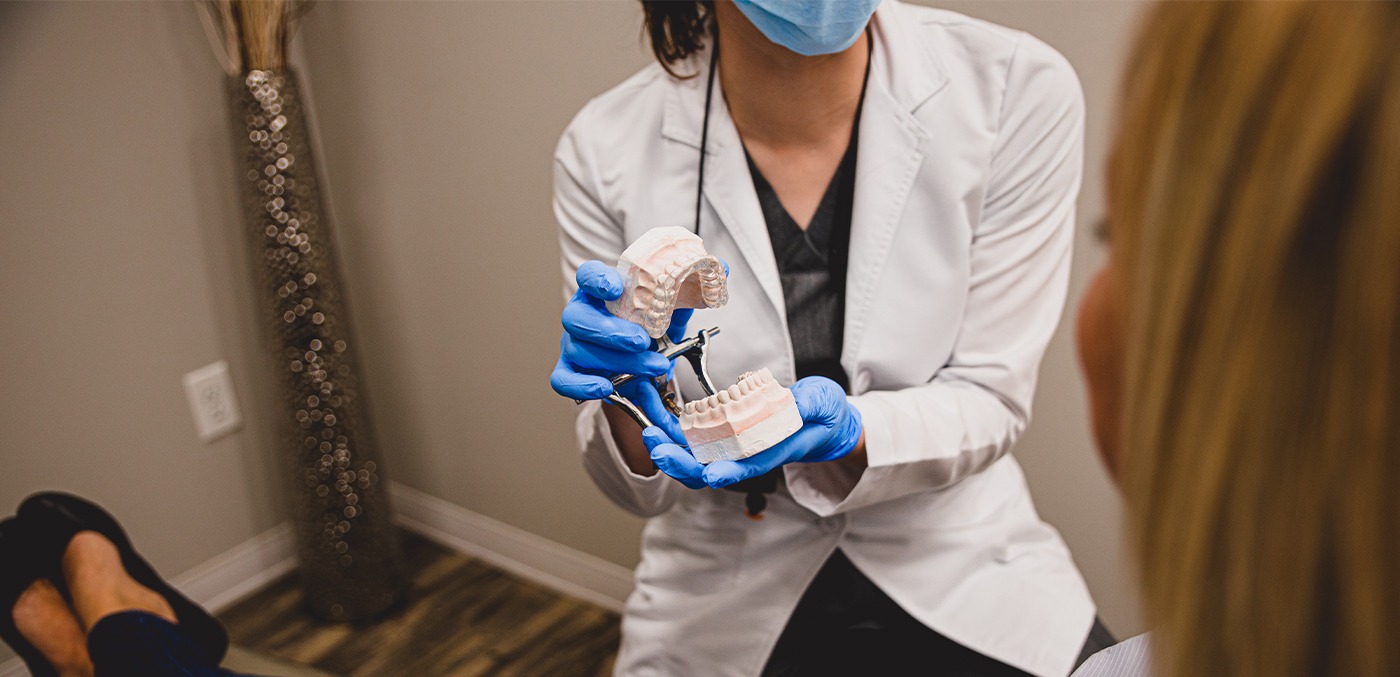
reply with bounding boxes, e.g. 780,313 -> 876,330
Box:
17,492 -> 230,665
0,517 -> 59,677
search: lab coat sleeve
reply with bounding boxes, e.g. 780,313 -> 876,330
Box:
786,35 -> 1084,516
554,108 -> 683,518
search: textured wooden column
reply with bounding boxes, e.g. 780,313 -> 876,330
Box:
228,69 -> 406,621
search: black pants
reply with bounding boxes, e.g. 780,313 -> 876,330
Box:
86,612 -> 256,677
763,550 -> 1115,676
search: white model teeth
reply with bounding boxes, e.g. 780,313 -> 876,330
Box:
677,365 -> 802,465
605,227 -> 730,339
740,369 -> 772,386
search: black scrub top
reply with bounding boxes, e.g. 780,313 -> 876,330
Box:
746,128 -> 857,390
726,119 -> 859,508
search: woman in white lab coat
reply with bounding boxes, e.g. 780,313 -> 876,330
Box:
550,1 -> 1104,674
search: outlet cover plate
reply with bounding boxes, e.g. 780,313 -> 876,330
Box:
183,360 -> 244,443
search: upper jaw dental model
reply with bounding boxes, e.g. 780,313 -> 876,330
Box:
606,226 -> 728,340
603,227 -> 801,464
680,368 -> 803,465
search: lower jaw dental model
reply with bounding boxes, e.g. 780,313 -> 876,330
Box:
601,227 -> 803,464
679,368 -> 803,465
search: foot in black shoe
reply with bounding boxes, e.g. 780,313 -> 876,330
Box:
18,492 -> 230,665
11,578 -> 93,677
0,517 -> 60,677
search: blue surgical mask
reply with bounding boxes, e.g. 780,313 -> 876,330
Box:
732,0 -> 882,57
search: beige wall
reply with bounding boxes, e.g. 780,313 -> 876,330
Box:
0,0 -> 288,573
293,0 -> 656,571
0,4 -> 1147,667
0,1 -> 290,663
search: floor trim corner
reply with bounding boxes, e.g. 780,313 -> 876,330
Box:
390,482 -> 633,614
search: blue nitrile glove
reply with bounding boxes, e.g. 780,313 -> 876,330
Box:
550,260 -> 695,442
643,376 -> 863,490
642,426 -> 707,490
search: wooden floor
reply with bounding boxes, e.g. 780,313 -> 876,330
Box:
218,533 -> 620,677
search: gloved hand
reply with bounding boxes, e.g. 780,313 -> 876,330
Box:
550,260 -> 695,441
642,427 -> 708,490
643,376 -> 863,489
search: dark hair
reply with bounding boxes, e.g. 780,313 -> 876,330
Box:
640,1 -> 714,79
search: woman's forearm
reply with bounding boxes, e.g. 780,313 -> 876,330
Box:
602,404 -> 660,477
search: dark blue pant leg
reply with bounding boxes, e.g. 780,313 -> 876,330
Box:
86,611 -> 258,677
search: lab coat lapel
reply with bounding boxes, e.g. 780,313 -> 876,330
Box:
700,106 -> 788,321
661,51 -> 787,327
659,0 -> 952,363
843,2 -> 948,382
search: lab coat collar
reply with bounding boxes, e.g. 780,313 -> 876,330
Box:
660,1 -> 949,151
659,0 -> 948,362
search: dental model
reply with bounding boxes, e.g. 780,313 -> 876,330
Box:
680,368 -> 803,465
606,226 -> 728,339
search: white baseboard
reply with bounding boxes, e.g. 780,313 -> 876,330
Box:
391,481 -> 634,614
169,521 -> 299,614
0,521 -> 297,677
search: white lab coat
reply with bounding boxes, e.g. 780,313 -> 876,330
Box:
554,2 -> 1094,675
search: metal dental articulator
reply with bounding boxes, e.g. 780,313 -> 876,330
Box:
575,327 -> 722,429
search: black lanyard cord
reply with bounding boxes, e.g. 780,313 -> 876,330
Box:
695,44 -> 720,235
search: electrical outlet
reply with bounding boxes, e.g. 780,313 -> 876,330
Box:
183,360 -> 243,443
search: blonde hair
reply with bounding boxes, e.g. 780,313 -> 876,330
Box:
1109,3 -> 1400,676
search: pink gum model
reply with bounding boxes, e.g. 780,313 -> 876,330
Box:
680,368 -> 803,465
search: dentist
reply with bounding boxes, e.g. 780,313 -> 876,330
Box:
551,1 -> 1105,674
